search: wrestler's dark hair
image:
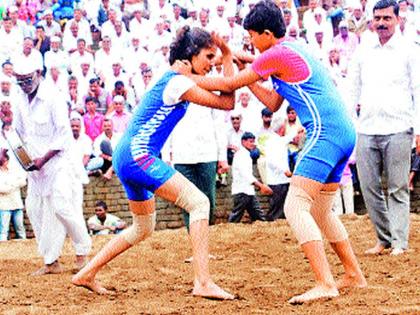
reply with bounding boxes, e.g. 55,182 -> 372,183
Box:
243,0 -> 286,39
373,0 -> 399,16
169,26 -> 214,65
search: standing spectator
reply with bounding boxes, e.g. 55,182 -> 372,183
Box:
332,153 -> 355,215
256,108 -> 276,184
0,148 -> 27,241
87,200 -> 127,235
229,132 -> 272,223
348,0 -> 420,256
227,112 -> 244,165
409,145 -> 420,191
83,96 -> 105,141
107,95 -> 132,133
264,133 -> 293,221
170,102 -> 229,231
13,61 -> 91,275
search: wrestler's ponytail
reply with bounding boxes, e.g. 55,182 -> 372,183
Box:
169,26 -> 213,65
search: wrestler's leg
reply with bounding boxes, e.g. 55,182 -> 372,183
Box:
156,172 -> 234,300
72,198 -> 156,294
311,183 -> 366,290
285,176 -> 339,304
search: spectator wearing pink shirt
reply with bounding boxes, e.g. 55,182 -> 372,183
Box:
83,96 -> 104,141
107,95 -> 132,133
333,20 -> 359,70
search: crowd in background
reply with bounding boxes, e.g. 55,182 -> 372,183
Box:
0,0 -> 419,241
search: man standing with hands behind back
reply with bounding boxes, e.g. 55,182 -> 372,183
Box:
348,0 -> 420,256
13,62 -> 92,275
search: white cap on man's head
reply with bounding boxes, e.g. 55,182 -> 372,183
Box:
51,36 -> 61,42
339,20 -> 349,28
0,75 -> 12,83
8,5 -> 18,13
113,95 -> 125,103
43,8 -> 53,16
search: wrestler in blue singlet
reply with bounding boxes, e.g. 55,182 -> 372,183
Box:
112,70 -> 191,201
252,39 -> 356,184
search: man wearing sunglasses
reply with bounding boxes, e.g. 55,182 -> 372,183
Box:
13,62 -> 92,275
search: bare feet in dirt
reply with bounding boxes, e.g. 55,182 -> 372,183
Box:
192,280 -> 235,300
288,285 -> 339,304
32,261 -> 63,276
72,274 -> 110,295
364,243 -> 386,255
337,274 -> 367,290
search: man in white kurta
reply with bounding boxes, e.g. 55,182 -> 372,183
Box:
13,62 -> 91,275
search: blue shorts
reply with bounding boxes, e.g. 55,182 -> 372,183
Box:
113,142 -> 175,201
294,128 -> 356,184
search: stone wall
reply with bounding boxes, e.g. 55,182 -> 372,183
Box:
14,170 -> 420,238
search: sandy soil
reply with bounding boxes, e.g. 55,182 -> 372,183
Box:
0,214 -> 419,315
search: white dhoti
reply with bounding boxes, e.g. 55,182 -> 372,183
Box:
26,168 -> 91,265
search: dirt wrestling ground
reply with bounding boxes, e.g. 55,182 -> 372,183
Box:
0,214 -> 419,315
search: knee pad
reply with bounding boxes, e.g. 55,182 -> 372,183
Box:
121,212 -> 156,245
175,184 -> 209,224
311,190 -> 348,243
284,185 -> 322,245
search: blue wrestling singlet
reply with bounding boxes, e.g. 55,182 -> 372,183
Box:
252,39 -> 356,183
112,70 -> 190,201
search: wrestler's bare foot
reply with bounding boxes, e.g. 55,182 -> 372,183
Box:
337,273 -> 367,290
32,261 -> 63,276
72,273 -> 110,295
288,285 -> 339,304
364,243 -> 386,255
192,280 -> 235,300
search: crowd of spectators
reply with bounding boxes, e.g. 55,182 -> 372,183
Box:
0,0 -> 419,239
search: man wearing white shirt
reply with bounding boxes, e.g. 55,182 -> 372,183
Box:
13,61 -> 91,275
170,103 -> 229,230
11,38 -> 43,75
347,0 -> 420,256
38,9 -> 62,38
44,36 -> 70,74
69,39 -> 95,74
63,8 -> 92,45
265,133 -> 293,221
229,132 -> 271,223
0,17 -> 23,64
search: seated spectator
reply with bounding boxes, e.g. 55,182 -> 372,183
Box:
229,132 -> 272,223
107,95 -> 132,133
87,200 -> 127,235
85,77 -> 112,115
84,96 -> 105,142
111,80 -> 136,112
92,118 -> 122,180
33,25 -> 50,57
0,148 -> 27,241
